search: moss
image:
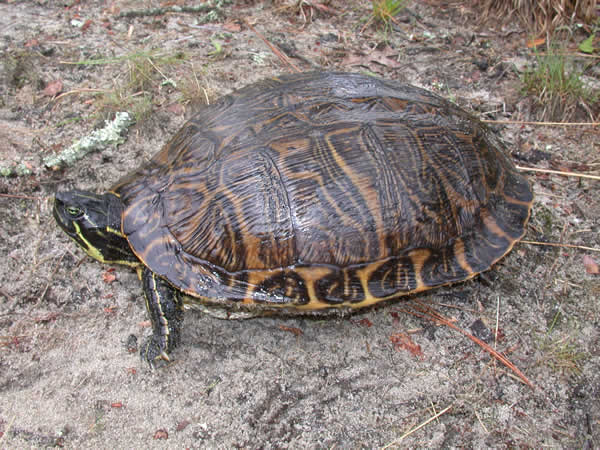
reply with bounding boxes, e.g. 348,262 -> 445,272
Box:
534,205 -> 555,236
43,112 -> 134,169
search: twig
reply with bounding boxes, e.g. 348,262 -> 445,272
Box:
482,119 -> 599,126
244,20 -> 301,73
0,415 -> 16,444
382,404 -> 453,447
473,407 -> 489,433
37,252 -> 66,305
494,295 -> 500,351
520,240 -> 600,253
0,193 -> 42,200
429,302 -> 479,314
400,303 -> 535,389
534,51 -> 600,60
53,88 -> 109,102
516,165 -> 600,181
117,4 -> 220,18
42,111 -> 133,169
0,288 -> 15,303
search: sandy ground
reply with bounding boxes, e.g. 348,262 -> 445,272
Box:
0,1 -> 599,447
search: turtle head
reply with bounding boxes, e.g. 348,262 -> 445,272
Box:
53,190 -> 139,267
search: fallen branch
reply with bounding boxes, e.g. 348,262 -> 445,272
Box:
520,240 -> 600,253
399,303 -> 535,389
382,404 -> 453,447
43,112 -> 134,169
516,165 -> 600,181
244,20 -> 301,73
482,119 -> 599,126
118,3 -> 222,19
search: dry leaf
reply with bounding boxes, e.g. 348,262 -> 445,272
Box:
342,47 -> 402,71
176,420 -> 191,432
102,269 -> 116,283
390,332 -> 424,358
153,429 -> 168,440
341,52 -> 367,67
353,318 -> 373,327
81,19 -> 93,32
223,21 -> 241,32
34,312 -> 59,323
527,38 -> 545,48
312,2 -> 338,14
278,325 -> 303,336
583,255 -> 599,274
166,103 -> 185,116
369,47 -> 402,68
42,79 -> 63,97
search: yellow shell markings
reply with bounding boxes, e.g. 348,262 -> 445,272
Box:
271,131 -> 387,265
452,238 -> 475,275
481,210 -> 510,242
168,182 -> 224,259
292,250 -> 433,312
323,126 -> 387,258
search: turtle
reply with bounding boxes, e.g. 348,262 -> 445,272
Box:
53,71 -> 533,364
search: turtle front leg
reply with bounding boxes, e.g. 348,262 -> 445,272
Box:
141,267 -> 184,365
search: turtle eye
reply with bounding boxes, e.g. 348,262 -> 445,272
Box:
66,206 -> 83,218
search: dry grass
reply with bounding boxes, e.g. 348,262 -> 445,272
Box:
476,0 -> 597,34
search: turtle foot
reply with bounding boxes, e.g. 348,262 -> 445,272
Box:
141,335 -> 171,367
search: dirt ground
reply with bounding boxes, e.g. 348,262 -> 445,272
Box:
1,0 -> 599,447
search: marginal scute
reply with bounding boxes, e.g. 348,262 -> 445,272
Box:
112,71 -> 533,309
420,244 -> 471,287
314,267 -> 365,304
252,269 -> 309,305
367,256 -> 420,297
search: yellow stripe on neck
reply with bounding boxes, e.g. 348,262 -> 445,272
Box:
72,222 -> 140,268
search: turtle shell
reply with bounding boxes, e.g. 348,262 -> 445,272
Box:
111,72 -> 532,310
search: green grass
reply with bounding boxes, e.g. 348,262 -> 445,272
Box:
372,0 -> 407,25
94,85 -> 153,124
361,0 -> 409,39
522,45 -> 598,121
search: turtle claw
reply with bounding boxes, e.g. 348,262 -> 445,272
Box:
141,335 -> 171,366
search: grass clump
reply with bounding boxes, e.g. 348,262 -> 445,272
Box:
361,0 -> 409,37
94,86 -> 153,124
537,334 -> 586,375
372,0 -> 407,26
72,50 -> 187,123
521,45 -> 598,121
176,65 -> 214,111
535,311 -> 586,376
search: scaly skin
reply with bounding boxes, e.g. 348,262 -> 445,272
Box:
54,190 -> 184,365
